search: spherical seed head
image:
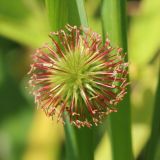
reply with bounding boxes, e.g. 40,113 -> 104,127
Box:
28,25 -> 128,128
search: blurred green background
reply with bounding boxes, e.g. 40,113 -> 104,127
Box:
0,0 -> 160,160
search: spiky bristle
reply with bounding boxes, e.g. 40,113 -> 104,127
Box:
28,25 -> 128,128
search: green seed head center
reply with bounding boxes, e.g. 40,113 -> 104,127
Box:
50,47 -> 105,102
51,50 -> 96,93
60,51 -> 89,86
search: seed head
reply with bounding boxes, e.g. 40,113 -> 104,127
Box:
28,25 -> 128,128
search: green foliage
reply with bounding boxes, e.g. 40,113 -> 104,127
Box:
45,0 -> 68,30
101,0 -> 133,160
129,0 -> 160,65
0,0 -> 160,160
145,63 -> 160,160
0,0 -> 30,21
0,0 -> 49,47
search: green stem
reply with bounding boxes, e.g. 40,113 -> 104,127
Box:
74,127 -> 94,160
67,0 -> 88,27
101,0 -> 133,160
45,0 -> 68,31
145,62 -> 160,160
67,1 -> 94,159
64,117 -> 79,160
45,0 -> 94,160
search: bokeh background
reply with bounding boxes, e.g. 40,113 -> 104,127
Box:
0,0 -> 160,160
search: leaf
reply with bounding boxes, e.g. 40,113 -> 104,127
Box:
0,0 -> 30,21
0,0 -> 49,47
101,0 -> 133,160
128,0 -> 160,65
145,62 -> 160,160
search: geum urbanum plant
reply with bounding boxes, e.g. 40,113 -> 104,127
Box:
28,25 -> 128,128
